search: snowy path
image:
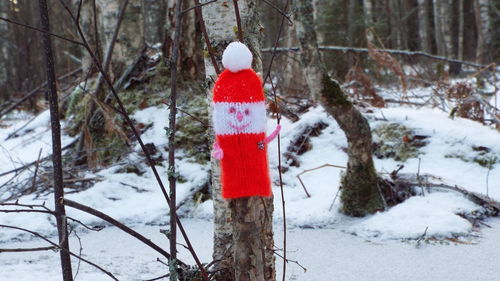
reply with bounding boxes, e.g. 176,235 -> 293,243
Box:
1,218 -> 500,281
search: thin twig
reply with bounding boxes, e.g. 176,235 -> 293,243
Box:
0,139 -> 78,178
233,0 -> 243,42
266,10 -> 290,276
194,0 -> 221,74
182,0 -> 217,15
38,0 -> 73,278
142,273 -> 170,281
263,0 -> 291,86
61,198 -> 183,266
72,231 -> 83,280
0,246 -> 57,253
261,46 -> 487,68
261,0 -> 292,25
0,68 -> 81,120
54,2 -> 209,278
0,16 -> 84,46
328,187 -> 341,211
168,0 -> 184,279
0,224 -> 118,281
296,164 -> 347,198
273,251 -> 307,273
31,148 -> 43,192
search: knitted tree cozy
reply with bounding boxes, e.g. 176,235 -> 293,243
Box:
212,42 -> 281,199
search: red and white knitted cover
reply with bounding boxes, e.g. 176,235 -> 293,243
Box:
212,42 -> 272,199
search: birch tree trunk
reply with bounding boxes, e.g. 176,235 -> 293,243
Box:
294,0 -> 384,217
389,0 -> 403,49
96,0 -> 144,80
458,0 -> 465,60
474,0 -> 491,64
363,0 -> 375,45
142,0 -> 166,47
203,1 -> 275,280
417,0 -> 431,53
175,0 -> 203,80
433,0 -> 446,56
78,0 -> 101,74
442,0 -> 453,58
0,0 -> 7,101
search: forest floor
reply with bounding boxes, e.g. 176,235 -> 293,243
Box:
0,83 -> 499,280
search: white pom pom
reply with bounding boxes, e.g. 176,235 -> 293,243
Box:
222,42 -> 253,72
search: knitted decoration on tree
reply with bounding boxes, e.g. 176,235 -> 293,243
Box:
212,42 -> 281,199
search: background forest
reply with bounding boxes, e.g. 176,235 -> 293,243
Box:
0,0 -> 499,281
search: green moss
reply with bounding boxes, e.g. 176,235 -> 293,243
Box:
174,94 -> 210,164
320,74 -> 351,107
65,93 -> 93,137
446,146 -> 499,168
373,123 -> 425,162
340,163 -> 384,217
94,133 -> 129,165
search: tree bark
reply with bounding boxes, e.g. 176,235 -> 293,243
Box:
389,0 -> 403,49
38,0 -> 73,280
433,0 -> 446,56
417,0 -> 431,52
363,0 -> 375,45
168,0 -> 183,279
141,0 -> 166,47
0,0 -> 7,101
294,0 -> 384,217
458,0 -> 465,60
95,0 -> 144,80
203,1 -> 275,280
474,0 -> 491,64
77,0 -> 101,74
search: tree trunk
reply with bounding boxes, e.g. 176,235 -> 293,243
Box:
96,0 -> 144,80
346,0 -> 357,64
141,0 -> 166,47
458,0 -> 465,60
165,0 -> 202,80
0,0 -> 7,101
203,1 -> 275,280
294,0 -> 384,217
363,0 -> 375,45
442,0 -> 453,58
417,0 -> 431,52
474,0 -> 491,63
38,0 -> 74,280
78,0 -> 102,74
433,0 -> 446,56
389,0 -> 403,49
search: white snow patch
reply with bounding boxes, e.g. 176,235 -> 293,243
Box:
350,192 -> 481,239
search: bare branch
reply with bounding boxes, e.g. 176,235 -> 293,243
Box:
194,0 -> 221,74
61,198 -> 185,267
261,0 -> 292,25
182,0 -> 217,15
261,46 -> 487,68
0,246 -> 57,253
0,16 -> 84,46
0,224 -> 118,281
233,0 -> 243,42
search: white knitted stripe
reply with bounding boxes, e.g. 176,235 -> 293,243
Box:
213,101 -> 266,135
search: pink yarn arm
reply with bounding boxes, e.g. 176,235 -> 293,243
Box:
212,141 -> 223,160
264,124 -> 281,144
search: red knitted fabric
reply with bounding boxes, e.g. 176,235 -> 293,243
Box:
212,68 -> 272,199
213,69 -> 265,103
216,133 -> 271,198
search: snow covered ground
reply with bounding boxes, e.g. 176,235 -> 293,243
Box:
1,86 -> 499,280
